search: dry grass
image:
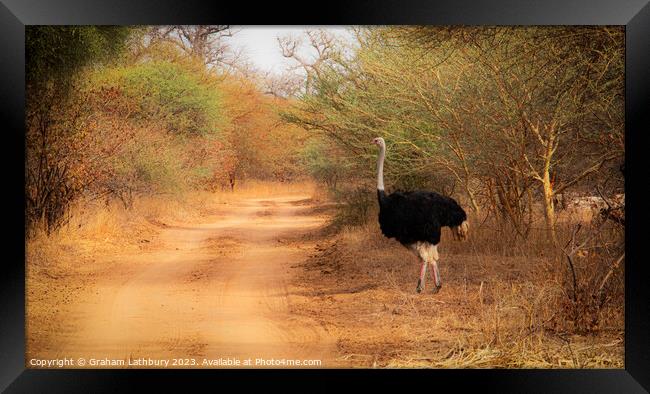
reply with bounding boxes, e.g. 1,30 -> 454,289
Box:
289,211 -> 624,369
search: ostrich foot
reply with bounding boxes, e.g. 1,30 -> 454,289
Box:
431,284 -> 442,294
416,279 -> 424,293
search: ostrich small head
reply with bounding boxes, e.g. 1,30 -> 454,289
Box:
372,137 -> 385,148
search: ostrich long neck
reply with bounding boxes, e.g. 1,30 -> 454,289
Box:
377,143 -> 385,191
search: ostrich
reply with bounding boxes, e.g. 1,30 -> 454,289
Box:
372,137 -> 469,293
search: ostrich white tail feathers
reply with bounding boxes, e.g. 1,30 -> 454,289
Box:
452,220 -> 469,241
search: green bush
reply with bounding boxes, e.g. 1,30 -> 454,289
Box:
301,137 -> 351,190
27,26 -> 131,93
103,129 -> 188,206
331,186 -> 376,228
95,61 -> 225,136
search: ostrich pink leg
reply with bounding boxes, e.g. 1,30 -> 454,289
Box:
430,260 -> 442,293
416,260 -> 427,293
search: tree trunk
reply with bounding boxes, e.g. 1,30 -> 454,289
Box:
229,174 -> 235,191
542,162 -> 557,244
465,182 -> 481,214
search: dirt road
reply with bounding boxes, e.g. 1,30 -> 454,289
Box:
29,195 -> 338,368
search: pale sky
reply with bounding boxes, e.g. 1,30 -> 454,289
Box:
228,26 -> 355,75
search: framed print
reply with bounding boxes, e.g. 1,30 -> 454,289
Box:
1,0 -> 649,392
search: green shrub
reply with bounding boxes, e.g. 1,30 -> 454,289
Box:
102,129 -> 188,206
301,137 -> 351,190
332,186 -> 376,228
95,61 -> 225,136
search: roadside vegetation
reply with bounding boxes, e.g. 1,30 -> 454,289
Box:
26,26 -> 307,237
281,25 -> 624,327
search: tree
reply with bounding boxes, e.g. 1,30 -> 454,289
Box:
282,26 -> 624,239
26,26 -> 132,233
134,25 -> 234,67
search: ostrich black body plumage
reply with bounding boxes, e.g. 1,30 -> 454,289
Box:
371,136 -> 469,294
377,189 -> 467,246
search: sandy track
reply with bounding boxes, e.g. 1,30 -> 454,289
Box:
32,195 -> 337,368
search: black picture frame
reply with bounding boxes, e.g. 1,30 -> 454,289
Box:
2,0 -> 648,392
